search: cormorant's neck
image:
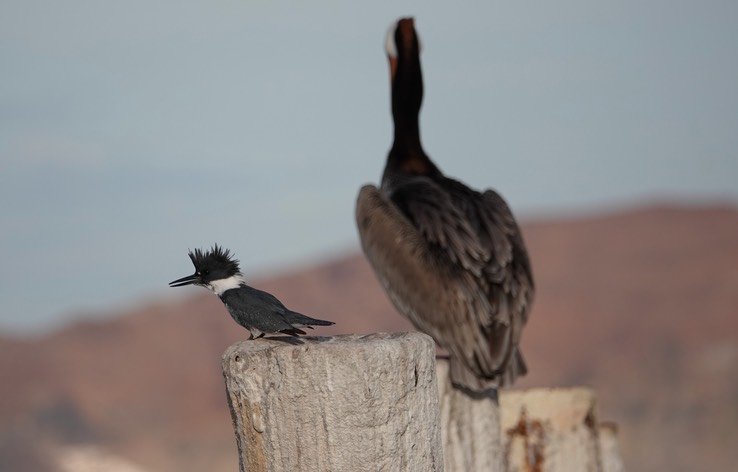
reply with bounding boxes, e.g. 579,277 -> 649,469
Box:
386,23 -> 439,178
391,44 -> 424,157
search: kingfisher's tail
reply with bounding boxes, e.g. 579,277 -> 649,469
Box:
286,310 -> 335,327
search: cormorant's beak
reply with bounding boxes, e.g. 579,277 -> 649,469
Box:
169,273 -> 199,287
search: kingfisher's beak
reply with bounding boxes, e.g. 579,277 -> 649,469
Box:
169,273 -> 199,287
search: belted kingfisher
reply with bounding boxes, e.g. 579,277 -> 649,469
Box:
169,244 -> 335,339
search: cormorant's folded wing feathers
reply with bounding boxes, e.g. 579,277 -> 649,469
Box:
389,177 -> 488,277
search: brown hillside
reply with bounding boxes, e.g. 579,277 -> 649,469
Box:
0,204 -> 736,472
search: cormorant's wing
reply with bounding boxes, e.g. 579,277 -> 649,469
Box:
356,185 -> 497,378
476,188 -> 535,327
444,183 -> 534,372
387,176 -> 489,277
356,182 -> 533,388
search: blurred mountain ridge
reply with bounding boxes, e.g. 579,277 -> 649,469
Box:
1,203 -> 736,472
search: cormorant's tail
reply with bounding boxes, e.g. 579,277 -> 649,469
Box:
449,347 -> 527,392
501,348 -> 527,386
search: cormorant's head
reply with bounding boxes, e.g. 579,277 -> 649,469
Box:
385,17 -> 422,82
385,17 -> 424,131
169,244 -> 241,291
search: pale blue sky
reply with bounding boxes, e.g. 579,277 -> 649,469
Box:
1,1 -> 737,333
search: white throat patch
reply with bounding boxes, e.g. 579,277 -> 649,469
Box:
207,274 -> 245,296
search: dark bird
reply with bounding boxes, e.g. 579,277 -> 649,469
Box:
169,244 -> 334,339
355,18 -> 534,391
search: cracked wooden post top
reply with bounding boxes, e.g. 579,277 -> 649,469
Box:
222,333 -> 443,472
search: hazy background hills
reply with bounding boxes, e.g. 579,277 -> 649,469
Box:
1,205 -> 736,472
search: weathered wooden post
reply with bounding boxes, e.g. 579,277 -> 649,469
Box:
436,358 -> 503,472
598,422 -> 625,472
222,332 -> 443,471
500,387 -> 609,472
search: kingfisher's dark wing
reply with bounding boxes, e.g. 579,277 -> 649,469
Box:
220,287 -> 294,333
247,287 -> 334,327
220,286 -> 333,336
